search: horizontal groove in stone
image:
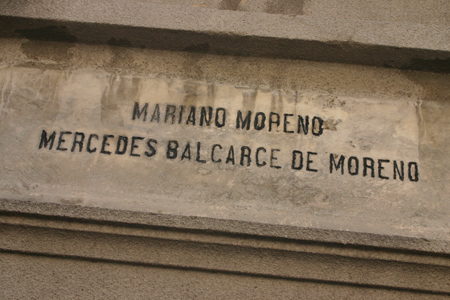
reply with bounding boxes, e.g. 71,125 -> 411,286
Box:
2,199 -> 450,255
1,214 -> 450,269
2,249 -> 450,297
1,222 -> 449,293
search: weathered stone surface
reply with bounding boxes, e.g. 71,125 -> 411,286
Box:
1,1 -> 450,297
2,0 -> 450,71
0,65 -> 449,240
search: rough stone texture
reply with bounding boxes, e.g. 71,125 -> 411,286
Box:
0,1 -> 450,297
0,38 -> 449,241
138,0 -> 450,25
1,0 -> 450,71
2,253 -> 447,300
1,205 -> 450,297
3,198 -> 450,253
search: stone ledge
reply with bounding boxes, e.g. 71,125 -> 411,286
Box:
0,252 -> 446,299
1,202 -> 450,295
1,1 -> 449,72
1,199 -> 450,256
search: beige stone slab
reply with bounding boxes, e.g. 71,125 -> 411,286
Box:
0,66 -> 448,240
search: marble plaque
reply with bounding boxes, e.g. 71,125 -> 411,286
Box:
0,66 -> 448,239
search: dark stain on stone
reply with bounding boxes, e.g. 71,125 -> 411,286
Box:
107,37 -> 132,47
322,97 -> 346,109
407,57 -> 450,73
101,76 -> 140,125
269,90 -> 283,113
21,40 -> 74,62
219,0 -> 243,11
183,82 -> 201,106
183,43 -> 210,52
60,198 -> 84,205
403,70 -> 450,103
322,119 -> 341,131
403,68 -> 450,183
241,88 -> 258,110
264,0 -> 306,15
207,83 -> 217,106
15,26 -> 77,42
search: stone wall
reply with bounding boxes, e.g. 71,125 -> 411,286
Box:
1,1 -> 449,298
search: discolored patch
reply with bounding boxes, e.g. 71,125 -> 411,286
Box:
15,25 -> 77,42
219,0 -> 243,11
322,119 -> 341,131
264,0 -> 306,15
183,43 -> 210,52
407,57 -> 450,74
107,38 -> 132,47
21,40 -> 74,63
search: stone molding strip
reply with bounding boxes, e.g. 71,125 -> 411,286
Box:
1,199 -> 450,296
1,0 -> 449,72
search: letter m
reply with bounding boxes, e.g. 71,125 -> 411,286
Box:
39,130 -> 56,149
132,102 -> 149,121
236,110 -> 251,130
330,154 -> 345,174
